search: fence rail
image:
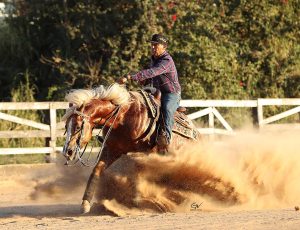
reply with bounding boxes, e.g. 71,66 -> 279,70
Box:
0,99 -> 299,156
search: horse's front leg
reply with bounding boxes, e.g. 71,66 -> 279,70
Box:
81,160 -> 106,214
80,147 -> 123,214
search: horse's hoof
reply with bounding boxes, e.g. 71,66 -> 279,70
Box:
81,200 -> 91,214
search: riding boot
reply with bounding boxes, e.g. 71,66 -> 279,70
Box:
156,130 -> 169,155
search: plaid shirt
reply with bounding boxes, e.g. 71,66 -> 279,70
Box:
132,51 -> 181,94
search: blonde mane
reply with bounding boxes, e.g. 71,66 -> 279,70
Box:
65,83 -> 131,107
62,83 -> 131,121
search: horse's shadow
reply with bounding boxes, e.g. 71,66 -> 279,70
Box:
0,204 -> 115,218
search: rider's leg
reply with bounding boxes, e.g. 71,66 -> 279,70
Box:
159,93 -> 180,147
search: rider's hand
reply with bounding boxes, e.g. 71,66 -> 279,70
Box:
117,77 -> 128,84
117,74 -> 131,84
126,74 -> 132,80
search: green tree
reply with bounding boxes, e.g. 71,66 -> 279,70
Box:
0,0 -> 299,102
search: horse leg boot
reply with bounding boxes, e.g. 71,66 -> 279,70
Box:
81,161 -> 106,214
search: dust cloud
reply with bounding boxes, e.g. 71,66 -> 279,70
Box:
29,155 -> 91,202
95,130 -> 300,215
28,129 -> 300,216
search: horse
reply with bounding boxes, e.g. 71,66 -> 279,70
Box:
61,83 -> 200,213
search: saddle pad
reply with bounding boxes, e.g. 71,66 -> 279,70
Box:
174,111 -> 194,129
173,112 -> 199,140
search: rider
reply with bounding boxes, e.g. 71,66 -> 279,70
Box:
119,33 -> 181,151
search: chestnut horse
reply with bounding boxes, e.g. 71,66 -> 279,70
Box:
62,83 -> 199,213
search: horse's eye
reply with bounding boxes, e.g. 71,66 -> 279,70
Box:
75,126 -> 81,131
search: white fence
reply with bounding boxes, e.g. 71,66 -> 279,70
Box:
0,98 -> 299,156
181,98 -> 300,135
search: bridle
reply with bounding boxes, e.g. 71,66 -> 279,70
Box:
63,105 -> 122,167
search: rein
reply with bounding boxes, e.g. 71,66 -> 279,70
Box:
65,105 -> 122,167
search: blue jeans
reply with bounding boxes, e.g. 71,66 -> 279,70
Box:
160,93 -> 180,143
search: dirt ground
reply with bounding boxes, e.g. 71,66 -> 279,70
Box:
1,158 -> 300,229
1,131 -> 300,229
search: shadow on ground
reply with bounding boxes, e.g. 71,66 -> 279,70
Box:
0,203 -> 116,218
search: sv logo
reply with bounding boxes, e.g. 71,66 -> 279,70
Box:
190,202 -> 203,211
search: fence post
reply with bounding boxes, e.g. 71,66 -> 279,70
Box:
49,102 -> 57,161
251,107 -> 259,128
209,107 -> 214,140
257,99 -> 264,129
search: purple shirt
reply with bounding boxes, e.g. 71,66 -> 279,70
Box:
131,51 -> 181,94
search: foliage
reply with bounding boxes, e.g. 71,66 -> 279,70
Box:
0,0 -> 299,139
0,0 -> 298,102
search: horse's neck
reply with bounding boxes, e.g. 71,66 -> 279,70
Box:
122,94 -> 150,137
91,96 -> 150,139
92,99 -> 131,126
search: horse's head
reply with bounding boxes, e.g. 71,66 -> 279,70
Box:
61,84 -> 131,163
62,105 -> 94,162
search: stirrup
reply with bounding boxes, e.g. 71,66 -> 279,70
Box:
157,131 -> 169,150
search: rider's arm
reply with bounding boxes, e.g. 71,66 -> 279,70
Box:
131,57 -> 172,82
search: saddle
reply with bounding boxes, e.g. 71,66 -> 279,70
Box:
137,88 -> 199,143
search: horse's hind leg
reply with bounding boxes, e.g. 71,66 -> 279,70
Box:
81,160 -> 106,214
